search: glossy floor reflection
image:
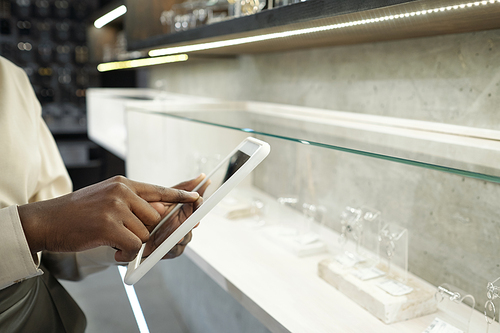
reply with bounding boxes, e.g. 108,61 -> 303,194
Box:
61,265 -> 187,333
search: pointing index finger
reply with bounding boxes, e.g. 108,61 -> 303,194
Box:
129,180 -> 200,203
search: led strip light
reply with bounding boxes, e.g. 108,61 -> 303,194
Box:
97,54 -> 188,72
149,0 -> 500,57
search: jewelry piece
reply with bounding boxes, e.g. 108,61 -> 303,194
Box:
251,199 -> 265,221
339,206 -> 362,246
277,197 -> 298,206
485,277 -> 500,324
361,207 -> 381,222
487,278 -> 500,300
485,300 -> 496,324
251,199 -> 265,215
338,231 -> 347,247
435,285 -> 461,303
386,240 -> 395,258
378,228 -> 396,258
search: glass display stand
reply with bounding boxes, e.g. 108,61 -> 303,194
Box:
261,197 -> 327,257
376,223 -> 411,294
121,99 -> 500,330
335,206 -> 381,269
423,283 -> 476,333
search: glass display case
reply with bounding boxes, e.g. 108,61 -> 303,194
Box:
119,98 -> 500,332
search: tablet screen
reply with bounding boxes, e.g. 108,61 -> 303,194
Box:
202,149 -> 251,200
223,150 -> 250,183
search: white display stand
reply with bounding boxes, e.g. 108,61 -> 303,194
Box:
262,225 -> 327,257
318,258 -> 438,324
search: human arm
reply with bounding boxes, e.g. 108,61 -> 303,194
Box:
39,174 -> 209,281
18,175 -> 201,263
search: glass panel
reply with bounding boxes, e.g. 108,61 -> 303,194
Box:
129,105 -> 500,184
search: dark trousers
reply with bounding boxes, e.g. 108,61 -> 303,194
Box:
0,265 -> 86,333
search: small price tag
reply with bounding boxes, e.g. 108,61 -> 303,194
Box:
351,267 -> 386,281
335,252 -> 366,267
423,318 -> 464,333
378,279 -> 413,296
295,233 -> 319,245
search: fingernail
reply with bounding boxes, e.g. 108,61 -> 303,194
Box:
187,191 -> 200,199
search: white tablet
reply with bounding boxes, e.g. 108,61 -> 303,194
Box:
124,137 -> 270,285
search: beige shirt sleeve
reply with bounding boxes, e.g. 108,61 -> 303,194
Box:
0,56 -> 118,290
0,56 -> 52,290
0,206 -> 42,289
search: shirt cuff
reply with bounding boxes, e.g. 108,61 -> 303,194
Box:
0,205 -> 42,290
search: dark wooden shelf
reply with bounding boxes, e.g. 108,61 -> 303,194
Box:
125,0 -> 500,55
126,0 -> 416,50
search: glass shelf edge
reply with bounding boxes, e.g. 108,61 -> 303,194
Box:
136,109 -> 500,185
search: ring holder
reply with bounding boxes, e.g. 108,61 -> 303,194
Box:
374,222 -> 413,297
349,206 -> 383,278
318,213 -> 437,324
334,206 -> 365,267
294,203 -> 326,246
263,197 -> 326,257
423,283 -> 476,333
247,198 -> 266,227
275,196 -> 299,235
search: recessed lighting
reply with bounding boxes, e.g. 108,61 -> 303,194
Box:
97,54 -> 189,72
94,5 -> 127,29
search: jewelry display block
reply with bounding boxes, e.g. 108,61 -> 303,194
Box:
318,258 -> 437,324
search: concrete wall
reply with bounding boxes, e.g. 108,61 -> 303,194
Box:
146,28 -> 500,326
149,30 -> 500,130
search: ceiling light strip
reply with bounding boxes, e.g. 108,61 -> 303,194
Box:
149,0 -> 500,57
94,5 -> 127,29
97,54 -> 189,72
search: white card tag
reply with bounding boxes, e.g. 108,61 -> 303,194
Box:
352,267 -> 386,281
378,279 -> 413,296
335,252 -> 366,268
423,318 -> 464,333
295,233 -> 319,245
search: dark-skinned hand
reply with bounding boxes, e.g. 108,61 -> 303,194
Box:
145,173 -> 211,259
18,175 -> 201,262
